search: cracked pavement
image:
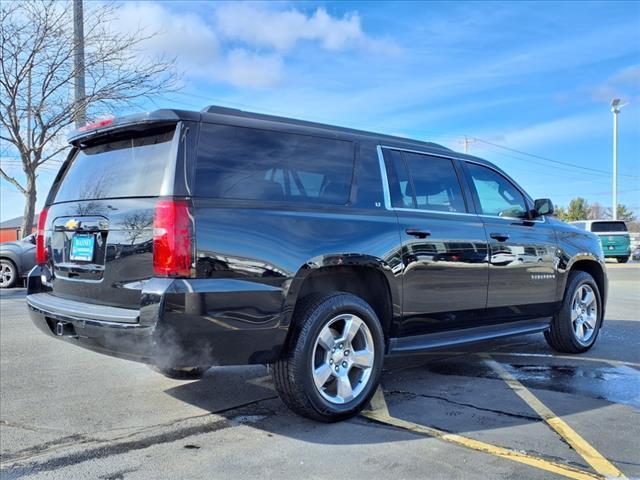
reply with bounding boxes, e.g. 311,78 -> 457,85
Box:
0,264 -> 638,479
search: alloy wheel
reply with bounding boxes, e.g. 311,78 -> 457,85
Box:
311,313 -> 375,405
0,261 -> 16,288
571,284 -> 598,343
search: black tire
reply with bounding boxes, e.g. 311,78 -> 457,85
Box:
0,259 -> 18,289
617,256 -> 629,264
272,292 -> 385,422
150,365 -> 209,379
544,271 -> 603,353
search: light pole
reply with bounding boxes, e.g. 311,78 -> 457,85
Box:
610,98 -> 627,220
73,0 -> 86,127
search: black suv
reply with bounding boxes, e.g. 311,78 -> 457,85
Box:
27,106 -> 607,421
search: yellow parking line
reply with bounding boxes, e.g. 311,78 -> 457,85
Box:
363,388 -> 603,480
482,355 -> 626,479
409,351 -> 640,369
485,352 -> 640,370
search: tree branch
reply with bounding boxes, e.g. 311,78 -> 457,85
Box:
0,167 -> 27,195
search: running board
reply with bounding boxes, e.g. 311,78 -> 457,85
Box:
388,319 -> 551,355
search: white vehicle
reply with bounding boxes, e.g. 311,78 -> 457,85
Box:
570,220 -> 631,263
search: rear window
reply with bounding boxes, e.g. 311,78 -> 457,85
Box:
196,124 -> 354,204
591,221 -> 627,232
53,129 -> 175,202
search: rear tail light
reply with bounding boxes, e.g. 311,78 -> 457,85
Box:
153,199 -> 193,277
36,207 -> 49,265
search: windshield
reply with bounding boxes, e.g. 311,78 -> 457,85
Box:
53,128 -> 175,203
591,221 -> 628,233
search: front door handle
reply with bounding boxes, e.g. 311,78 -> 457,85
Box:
406,228 -> 431,239
490,232 -> 510,242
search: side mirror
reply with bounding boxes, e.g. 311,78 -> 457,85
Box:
534,198 -> 554,217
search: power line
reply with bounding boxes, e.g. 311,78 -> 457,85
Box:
473,137 -> 640,179
471,142 -> 639,188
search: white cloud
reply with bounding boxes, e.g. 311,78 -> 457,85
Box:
112,2 -> 219,67
110,2 -> 287,88
610,64 -> 640,87
217,50 -> 284,88
213,3 -> 399,54
591,64 -> 640,102
483,112 -> 606,149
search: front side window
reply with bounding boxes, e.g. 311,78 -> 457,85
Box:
466,163 -> 528,218
196,124 -> 354,204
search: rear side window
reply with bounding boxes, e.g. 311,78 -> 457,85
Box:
196,124 -> 354,204
54,129 -> 175,202
403,152 -> 466,212
384,149 -> 466,212
591,221 -> 627,232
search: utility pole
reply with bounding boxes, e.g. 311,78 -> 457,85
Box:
73,0 -> 86,127
462,136 -> 475,154
610,99 -> 626,221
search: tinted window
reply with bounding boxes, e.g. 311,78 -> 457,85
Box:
384,150 -> 413,208
591,221 -> 627,232
467,163 -> 528,218
402,152 -> 466,212
54,129 -> 175,202
196,124 -> 354,204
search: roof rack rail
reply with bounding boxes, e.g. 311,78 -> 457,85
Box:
201,105 -> 247,116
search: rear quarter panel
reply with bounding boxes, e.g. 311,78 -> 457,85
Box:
191,202 -> 402,332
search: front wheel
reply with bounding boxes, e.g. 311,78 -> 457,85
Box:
544,271 -> 603,353
272,292 -> 384,422
617,256 -> 629,264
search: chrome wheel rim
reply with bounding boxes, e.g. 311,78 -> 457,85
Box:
0,262 -> 15,288
571,284 -> 598,343
311,313 -> 375,405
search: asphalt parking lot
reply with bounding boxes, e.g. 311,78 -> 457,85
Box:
0,263 -> 638,480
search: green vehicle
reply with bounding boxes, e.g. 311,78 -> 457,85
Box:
570,220 -> 631,263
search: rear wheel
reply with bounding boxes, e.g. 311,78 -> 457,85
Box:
617,256 -> 629,264
272,292 -> 384,422
544,271 -> 602,353
0,259 -> 18,288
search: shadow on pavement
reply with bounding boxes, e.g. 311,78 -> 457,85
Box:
164,322 -> 640,447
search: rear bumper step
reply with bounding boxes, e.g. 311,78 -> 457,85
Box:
27,292 -> 139,324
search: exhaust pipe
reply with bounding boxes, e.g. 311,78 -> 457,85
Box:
55,322 -> 76,337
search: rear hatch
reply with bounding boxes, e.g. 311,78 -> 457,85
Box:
591,221 -> 630,255
44,126 -> 179,309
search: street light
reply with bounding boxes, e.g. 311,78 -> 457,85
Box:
610,98 -> 627,220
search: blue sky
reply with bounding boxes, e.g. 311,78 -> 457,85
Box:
1,0 -> 639,221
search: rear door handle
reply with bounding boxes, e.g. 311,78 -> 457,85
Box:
405,228 -> 431,239
490,232 -> 510,242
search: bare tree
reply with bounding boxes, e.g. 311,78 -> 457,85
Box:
588,202 -> 607,220
0,0 -> 179,237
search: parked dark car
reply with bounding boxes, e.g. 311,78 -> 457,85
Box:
26,106 -> 607,421
1,234 -> 36,288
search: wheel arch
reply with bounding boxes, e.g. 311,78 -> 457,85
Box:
564,256 -> 607,319
283,255 -> 399,349
0,253 -> 20,272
